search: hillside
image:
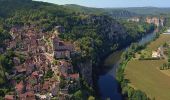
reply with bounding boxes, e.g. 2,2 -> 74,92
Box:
0,0 -> 156,99
65,5 -> 170,18
65,4 -> 138,18
124,7 -> 170,15
64,4 -> 105,15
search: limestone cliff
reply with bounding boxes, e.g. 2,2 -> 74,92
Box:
78,60 -> 93,86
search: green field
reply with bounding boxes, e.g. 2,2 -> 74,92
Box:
125,34 -> 170,100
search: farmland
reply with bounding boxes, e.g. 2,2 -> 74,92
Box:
125,34 -> 170,100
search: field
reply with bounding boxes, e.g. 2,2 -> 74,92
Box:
147,34 -> 170,51
125,34 -> 170,100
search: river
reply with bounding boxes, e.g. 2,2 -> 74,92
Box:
98,30 -> 157,100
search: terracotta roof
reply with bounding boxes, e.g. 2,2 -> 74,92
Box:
25,91 -> 35,97
19,91 -> 35,100
19,94 -> 26,99
69,74 -> 79,80
32,71 -> 39,76
15,81 -> 24,93
5,95 -> 14,100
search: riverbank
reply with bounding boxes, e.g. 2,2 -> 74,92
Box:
125,34 -> 170,100
97,28 -> 157,100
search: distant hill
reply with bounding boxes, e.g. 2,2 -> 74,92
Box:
64,4 -> 105,15
65,5 -> 170,18
65,4 -> 138,18
104,8 -> 137,19
123,7 -> 170,15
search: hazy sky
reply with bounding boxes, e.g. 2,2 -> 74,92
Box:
34,0 -> 170,8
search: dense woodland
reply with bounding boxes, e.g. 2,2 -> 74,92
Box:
0,0 -> 165,99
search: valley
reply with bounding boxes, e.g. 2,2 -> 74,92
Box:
98,28 -> 158,100
0,0 -> 170,100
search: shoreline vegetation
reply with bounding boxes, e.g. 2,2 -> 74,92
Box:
116,27 -> 168,100
95,27 -> 156,100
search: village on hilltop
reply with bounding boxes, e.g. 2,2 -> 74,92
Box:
4,25 -> 80,100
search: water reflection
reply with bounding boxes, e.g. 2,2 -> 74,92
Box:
98,74 -> 121,100
98,30 -> 157,100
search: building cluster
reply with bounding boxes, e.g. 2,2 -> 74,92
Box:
152,47 -> 163,58
53,36 -> 74,59
127,17 -> 140,22
4,25 -> 80,100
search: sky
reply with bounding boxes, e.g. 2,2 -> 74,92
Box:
34,0 -> 170,8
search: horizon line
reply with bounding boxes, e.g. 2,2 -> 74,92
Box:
33,0 -> 170,8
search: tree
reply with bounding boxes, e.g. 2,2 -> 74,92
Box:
59,76 -> 67,89
163,42 -> 168,48
163,63 -> 167,70
132,90 -> 148,100
88,96 -> 95,100
45,69 -> 54,78
73,90 -> 83,100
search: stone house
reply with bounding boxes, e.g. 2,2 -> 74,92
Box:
53,36 -> 74,59
15,81 -> 24,94
5,95 -> 14,100
128,17 -> 140,22
152,47 -> 162,58
18,91 -> 35,100
152,51 -> 161,58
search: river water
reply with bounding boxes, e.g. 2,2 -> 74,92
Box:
98,30 -> 157,100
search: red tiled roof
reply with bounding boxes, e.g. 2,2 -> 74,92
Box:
19,94 -> 26,99
15,81 -> 24,93
19,92 -> 35,100
25,91 -> 34,97
32,71 -> 39,76
5,95 -> 14,100
69,74 -> 79,79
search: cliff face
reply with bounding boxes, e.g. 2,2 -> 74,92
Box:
146,17 -> 165,27
86,15 -> 127,47
78,60 -> 93,86
128,16 -> 165,27
71,16 -> 129,86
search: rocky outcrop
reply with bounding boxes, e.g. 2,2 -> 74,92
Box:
78,60 -> 93,86
146,17 -> 165,27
